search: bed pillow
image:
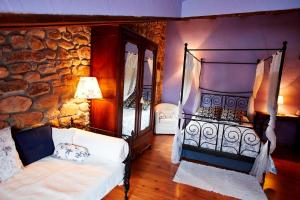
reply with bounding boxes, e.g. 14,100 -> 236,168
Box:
221,108 -> 245,122
0,127 -> 23,182
197,106 -> 222,120
52,143 -> 90,162
13,125 -> 54,166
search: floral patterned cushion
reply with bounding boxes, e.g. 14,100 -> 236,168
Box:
221,108 -> 246,122
52,143 -> 90,162
0,127 -> 23,182
197,106 -> 222,120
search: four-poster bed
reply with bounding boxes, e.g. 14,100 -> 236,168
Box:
172,41 -> 287,183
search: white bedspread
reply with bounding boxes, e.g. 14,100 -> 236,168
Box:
0,157 -> 124,200
183,116 -> 261,158
122,108 -> 150,136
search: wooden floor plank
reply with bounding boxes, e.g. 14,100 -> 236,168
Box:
104,135 -> 300,200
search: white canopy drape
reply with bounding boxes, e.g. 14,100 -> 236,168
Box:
248,61 -> 264,121
250,51 -> 282,182
123,53 -> 138,100
192,59 -> 202,113
147,58 -> 153,76
182,53 -> 195,105
171,53 -> 202,164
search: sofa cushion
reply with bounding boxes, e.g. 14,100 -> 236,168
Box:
13,125 -> 54,166
0,157 -> 125,200
52,127 -> 75,147
0,127 -> 23,182
53,143 -> 90,162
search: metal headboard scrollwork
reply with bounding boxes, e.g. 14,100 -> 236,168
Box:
199,88 -> 252,115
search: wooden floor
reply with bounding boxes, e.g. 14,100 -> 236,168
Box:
104,135 -> 300,200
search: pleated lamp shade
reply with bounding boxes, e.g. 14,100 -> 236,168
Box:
74,77 -> 103,99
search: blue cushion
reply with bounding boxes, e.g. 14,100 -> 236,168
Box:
13,125 -> 54,166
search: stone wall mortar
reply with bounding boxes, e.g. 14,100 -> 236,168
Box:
0,26 -> 91,129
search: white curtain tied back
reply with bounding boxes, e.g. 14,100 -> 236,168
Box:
182,53 -> 194,105
171,53 -> 202,164
123,53 -> 138,101
248,61 -> 264,121
192,59 -> 202,113
147,58 -> 153,76
250,51 -> 282,182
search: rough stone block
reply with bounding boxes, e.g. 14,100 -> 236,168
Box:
27,82 -> 50,97
58,116 -> 71,127
79,103 -> 89,112
33,94 -> 58,110
38,63 -> 56,74
73,35 -> 89,45
43,49 -> 56,59
62,32 -> 72,41
24,72 -> 41,83
58,68 -> 71,76
77,46 -> 91,59
56,60 -> 72,70
0,79 -> 28,93
12,111 -> 43,129
41,74 -> 59,81
72,65 -> 90,76
0,96 -> 32,113
57,48 -> 71,60
0,66 -> 9,78
10,35 -> 26,49
28,37 -> 44,51
60,102 -> 79,117
45,39 -> 57,50
58,39 -> 74,50
44,108 -> 60,120
9,63 -> 31,74
27,29 -> 45,39
47,30 -> 61,40
31,51 -> 47,62
67,27 -> 82,34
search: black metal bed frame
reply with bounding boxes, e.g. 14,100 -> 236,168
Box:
179,42 -> 287,178
182,91 -> 262,172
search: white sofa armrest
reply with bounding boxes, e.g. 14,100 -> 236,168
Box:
71,128 -> 129,164
53,127 -> 129,164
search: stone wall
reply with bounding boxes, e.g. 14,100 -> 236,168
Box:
0,26 -> 91,129
126,21 -> 167,104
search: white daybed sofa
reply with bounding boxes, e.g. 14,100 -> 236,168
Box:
0,127 -> 130,200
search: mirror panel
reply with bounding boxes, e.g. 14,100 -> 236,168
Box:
140,49 -> 154,131
122,42 -> 138,136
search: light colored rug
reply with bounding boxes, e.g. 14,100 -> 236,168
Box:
173,161 -> 267,200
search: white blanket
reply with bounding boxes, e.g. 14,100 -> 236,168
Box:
183,116 -> 261,158
122,108 -> 150,136
0,157 -> 124,200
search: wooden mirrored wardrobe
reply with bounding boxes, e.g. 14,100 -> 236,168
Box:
91,25 -> 157,158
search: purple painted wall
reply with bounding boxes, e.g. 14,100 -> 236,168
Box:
162,11 -> 300,115
0,0 -> 182,17
182,0 -> 300,17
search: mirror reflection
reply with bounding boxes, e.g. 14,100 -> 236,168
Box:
122,42 -> 138,136
140,49 -> 153,131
